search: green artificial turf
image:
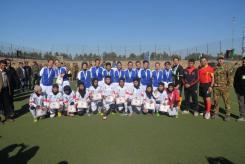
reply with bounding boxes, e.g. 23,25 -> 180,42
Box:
0,87 -> 245,164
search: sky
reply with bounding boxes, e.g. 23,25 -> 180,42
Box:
0,0 -> 245,55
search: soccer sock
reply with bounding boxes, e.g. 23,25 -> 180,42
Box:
178,96 -> 182,108
206,99 -> 211,113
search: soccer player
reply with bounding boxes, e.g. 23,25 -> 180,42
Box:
143,85 -> 156,114
103,62 -> 115,84
75,82 -> 90,116
77,62 -> 92,89
29,85 -> 47,122
47,84 -> 63,118
55,60 -> 70,92
63,85 -> 76,116
154,82 -> 168,116
166,83 -> 180,118
124,61 -> 137,87
39,59 -> 56,94
162,61 -> 173,87
139,60 -> 152,90
152,62 -> 163,91
90,58 -> 104,86
114,61 -> 125,87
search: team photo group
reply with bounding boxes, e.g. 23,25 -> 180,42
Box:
27,56 -> 245,121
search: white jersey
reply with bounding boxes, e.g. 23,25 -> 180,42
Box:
143,92 -> 156,102
153,89 -> 168,103
75,90 -> 90,101
29,93 -> 46,108
63,91 -> 75,105
114,85 -> 130,98
47,92 -> 63,104
101,83 -> 115,97
88,86 -> 103,97
128,86 -> 145,99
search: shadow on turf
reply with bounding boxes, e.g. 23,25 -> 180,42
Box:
14,104 -> 29,119
0,143 -> 39,164
206,156 -> 234,164
58,160 -> 69,164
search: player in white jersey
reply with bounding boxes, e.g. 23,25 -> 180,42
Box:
128,78 -> 144,114
88,78 -> 103,114
29,85 -> 47,122
63,85 -> 76,116
153,82 -> 168,116
101,76 -> 116,120
75,82 -> 90,116
47,84 -> 63,118
114,78 -> 131,116
143,85 -> 156,114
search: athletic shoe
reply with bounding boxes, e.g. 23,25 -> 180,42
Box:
194,112 -> 199,117
182,110 -> 189,114
204,112 -> 211,120
102,116 -> 107,120
237,117 -> 245,122
156,112 -> 160,117
58,112 -> 62,117
33,118 -> 38,123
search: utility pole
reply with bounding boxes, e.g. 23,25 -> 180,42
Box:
232,16 -> 236,49
206,44 -> 209,55
242,28 -> 245,57
219,40 -> 222,54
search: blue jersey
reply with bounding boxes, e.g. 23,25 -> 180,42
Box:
139,69 -> 152,86
162,69 -> 173,83
103,69 -> 115,83
77,69 -> 92,88
90,66 -> 104,81
135,68 -> 142,78
152,70 -> 163,87
114,69 -> 125,83
124,69 -> 137,83
40,67 -> 56,86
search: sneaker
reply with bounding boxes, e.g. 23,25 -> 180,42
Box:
33,118 -> 38,123
102,116 -> 107,120
182,110 -> 189,114
237,117 -> 245,122
128,112 -> 133,117
224,115 -> 231,121
58,112 -> 62,117
156,112 -> 160,117
199,112 -> 204,116
194,112 -> 199,117
175,115 -> 178,118
204,112 -> 211,120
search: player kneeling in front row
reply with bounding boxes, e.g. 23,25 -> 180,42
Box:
88,78 -> 103,115
128,78 -> 144,114
101,76 -> 117,120
29,85 -> 48,122
63,85 -> 76,116
115,78 -> 132,116
154,82 -> 169,117
143,85 -> 156,115
75,82 -> 90,116
47,84 -> 63,118
166,83 -> 180,118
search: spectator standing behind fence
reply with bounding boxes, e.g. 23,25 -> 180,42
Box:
5,59 -> 20,91
233,57 -> 245,122
16,62 -> 26,92
32,61 -> 41,88
24,61 -> 32,90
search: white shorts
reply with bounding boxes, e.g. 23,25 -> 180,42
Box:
125,82 -> 133,88
40,84 -> 52,95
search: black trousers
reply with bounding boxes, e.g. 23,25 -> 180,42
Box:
0,87 -> 14,118
184,87 -> 198,112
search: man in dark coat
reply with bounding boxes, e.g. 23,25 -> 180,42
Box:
0,60 -> 15,123
24,61 -> 32,90
234,57 -> 245,121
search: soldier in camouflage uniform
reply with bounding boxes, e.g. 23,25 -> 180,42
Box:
212,55 -> 232,121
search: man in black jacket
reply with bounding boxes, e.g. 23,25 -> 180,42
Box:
234,57 -> 245,121
24,61 -> 32,90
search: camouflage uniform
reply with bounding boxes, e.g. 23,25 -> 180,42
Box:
213,63 -> 232,116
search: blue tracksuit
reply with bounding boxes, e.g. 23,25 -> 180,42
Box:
162,69 -> 173,83
139,69 -> 152,86
40,67 -> 56,86
103,69 -> 115,83
124,69 -> 137,83
90,66 -> 104,81
77,69 -> 92,88
152,69 -> 163,87
57,67 -> 69,81
114,69 -> 125,83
